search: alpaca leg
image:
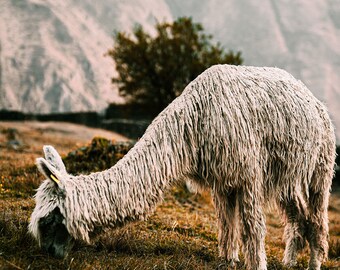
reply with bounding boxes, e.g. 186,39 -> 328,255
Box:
281,198 -> 307,267
306,157 -> 333,270
238,189 -> 267,270
212,189 -> 239,266
306,189 -> 330,270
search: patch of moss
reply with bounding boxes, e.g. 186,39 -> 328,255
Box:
63,137 -> 135,174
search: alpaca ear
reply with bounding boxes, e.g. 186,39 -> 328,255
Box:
36,157 -> 64,186
43,145 -> 67,174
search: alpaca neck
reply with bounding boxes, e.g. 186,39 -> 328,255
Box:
110,107 -> 193,215
65,104 -> 194,242
83,121 -> 189,224
108,130 -> 187,223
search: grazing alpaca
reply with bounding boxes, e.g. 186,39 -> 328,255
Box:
29,65 -> 335,270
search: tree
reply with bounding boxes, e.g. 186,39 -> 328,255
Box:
107,17 -> 243,114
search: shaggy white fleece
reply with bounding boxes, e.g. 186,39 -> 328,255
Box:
29,65 -> 335,270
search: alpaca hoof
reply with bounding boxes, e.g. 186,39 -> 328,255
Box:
227,258 -> 240,267
308,261 -> 321,270
216,257 -> 239,269
282,259 -> 297,268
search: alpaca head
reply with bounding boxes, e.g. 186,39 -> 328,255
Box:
29,145 -> 74,258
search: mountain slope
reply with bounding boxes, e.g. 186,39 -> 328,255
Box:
1,0 -> 340,140
0,0 -> 172,113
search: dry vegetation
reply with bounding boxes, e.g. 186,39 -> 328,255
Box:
0,121 -> 339,270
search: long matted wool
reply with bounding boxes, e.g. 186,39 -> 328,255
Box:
29,65 -> 336,270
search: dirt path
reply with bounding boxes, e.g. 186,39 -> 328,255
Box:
0,121 -> 128,155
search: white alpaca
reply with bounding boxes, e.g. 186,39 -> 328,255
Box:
29,65 -> 335,270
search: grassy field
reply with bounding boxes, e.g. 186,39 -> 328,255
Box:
0,121 -> 339,270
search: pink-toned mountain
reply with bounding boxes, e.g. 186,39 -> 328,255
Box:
1,0 -> 339,141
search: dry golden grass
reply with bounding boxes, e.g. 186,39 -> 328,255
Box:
0,121 -> 339,269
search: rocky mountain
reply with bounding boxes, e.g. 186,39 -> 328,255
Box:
0,0 -> 172,113
1,0 -> 340,140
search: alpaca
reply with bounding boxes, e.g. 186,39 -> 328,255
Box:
29,64 -> 335,270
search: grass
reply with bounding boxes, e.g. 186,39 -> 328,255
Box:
0,125 -> 340,269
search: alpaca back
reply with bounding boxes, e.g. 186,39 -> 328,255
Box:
153,64 -> 335,198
